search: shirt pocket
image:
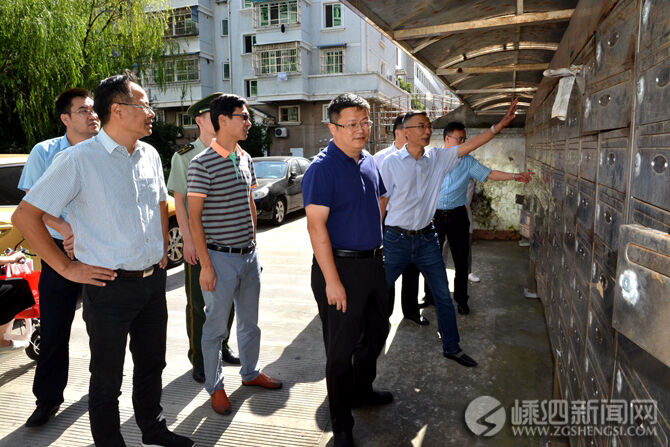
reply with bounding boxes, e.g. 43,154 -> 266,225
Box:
137,177 -> 160,206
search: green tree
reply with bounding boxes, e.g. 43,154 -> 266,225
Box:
0,0 -> 172,151
141,119 -> 183,178
240,108 -> 273,157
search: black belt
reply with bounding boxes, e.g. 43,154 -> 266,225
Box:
435,206 -> 466,217
385,223 -> 435,236
207,241 -> 256,254
115,264 -> 158,279
332,246 -> 383,259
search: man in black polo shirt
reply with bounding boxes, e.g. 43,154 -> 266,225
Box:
302,93 -> 391,447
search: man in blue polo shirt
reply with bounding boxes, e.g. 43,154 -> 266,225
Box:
17,87 -> 100,427
419,121 -> 533,314
303,93 -> 391,447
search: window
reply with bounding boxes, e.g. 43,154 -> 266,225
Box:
222,62 -> 230,80
320,47 -> 344,74
324,3 -> 342,28
380,61 -> 386,77
255,1 -> 299,28
279,105 -> 300,123
0,165 -> 25,206
146,58 -> 199,84
243,34 -> 256,54
221,19 -> 229,36
254,42 -> 300,75
179,113 -> 196,127
245,79 -> 258,97
176,59 -> 199,81
289,160 -> 300,176
242,0 -> 253,8
321,104 -> 329,122
167,8 -> 198,36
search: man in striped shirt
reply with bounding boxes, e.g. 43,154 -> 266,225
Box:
187,94 -> 282,416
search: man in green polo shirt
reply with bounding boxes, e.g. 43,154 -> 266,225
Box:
167,93 -> 239,384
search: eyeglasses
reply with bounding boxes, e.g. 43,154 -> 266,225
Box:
70,107 -> 97,117
447,134 -> 467,143
117,102 -> 154,114
231,113 -> 251,121
331,120 -> 373,132
404,123 -> 432,131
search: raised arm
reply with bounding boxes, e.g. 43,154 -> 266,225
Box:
457,98 -> 519,158
487,170 -> 535,183
305,204 -> 347,313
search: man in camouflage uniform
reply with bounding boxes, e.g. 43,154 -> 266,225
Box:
167,93 -> 239,383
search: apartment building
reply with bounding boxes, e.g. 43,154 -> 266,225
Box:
146,0 -> 455,156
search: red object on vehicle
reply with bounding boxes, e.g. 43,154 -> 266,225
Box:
11,270 -> 41,319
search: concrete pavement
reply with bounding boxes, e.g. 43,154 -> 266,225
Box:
0,213 -> 553,446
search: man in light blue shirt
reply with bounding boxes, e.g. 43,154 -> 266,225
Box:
419,122 -> 534,315
12,74 -> 194,447
379,100 -> 519,368
17,88 -> 99,428
373,113 -> 427,326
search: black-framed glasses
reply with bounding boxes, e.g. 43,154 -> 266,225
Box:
446,134 -> 467,143
232,113 -> 251,121
117,102 -> 154,114
330,120 -> 373,132
404,123 -> 432,130
69,107 -> 97,117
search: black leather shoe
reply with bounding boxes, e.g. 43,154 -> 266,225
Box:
351,390 -> 394,408
457,303 -> 470,315
405,314 -> 429,326
25,402 -> 60,427
333,431 -> 355,447
142,428 -> 195,447
444,350 -> 478,367
418,296 -> 434,308
221,346 -> 241,365
192,366 -> 206,383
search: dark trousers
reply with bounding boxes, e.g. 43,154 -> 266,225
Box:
33,242 -> 82,406
0,278 -> 34,325
311,255 -> 390,433
425,206 -> 471,304
185,262 -> 234,368
82,268 -> 168,447
388,264 -> 420,318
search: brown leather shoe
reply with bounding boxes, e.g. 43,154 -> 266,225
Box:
242,372 -> 283,389
210,389 -> 232,415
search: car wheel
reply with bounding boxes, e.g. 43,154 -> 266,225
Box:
271,198 -> 286,226
167,218 -> 184,268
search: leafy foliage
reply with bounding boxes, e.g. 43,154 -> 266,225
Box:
396,78 -> 425,110
141,119 -> 183,178
0,0 -> 172,151
240,108 -> 273,157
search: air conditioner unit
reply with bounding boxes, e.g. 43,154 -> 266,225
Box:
274,127 -> 288,138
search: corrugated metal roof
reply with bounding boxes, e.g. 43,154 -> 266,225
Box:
341,0 -> 580,120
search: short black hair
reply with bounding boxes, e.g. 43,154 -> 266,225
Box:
392,113 -> 406,134
210,94 -> 248,132
93,71 -> 138,125
402,110 -> 428,127
327,93 -> 370,123
443,121 -> 466,140
55,88 -> 92,117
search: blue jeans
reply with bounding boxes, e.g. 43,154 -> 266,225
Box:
383,227 -> 461,354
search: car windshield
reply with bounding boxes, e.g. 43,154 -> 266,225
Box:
254,161 -> 287,179
0,165 -> 25,206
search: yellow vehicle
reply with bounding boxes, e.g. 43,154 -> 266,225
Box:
0,154 -> 184,269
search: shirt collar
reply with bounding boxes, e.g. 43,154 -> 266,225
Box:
327,140 -> 367,163
59,134 -> 72,150
211,138 -> 241,159
97,128 -> 144,156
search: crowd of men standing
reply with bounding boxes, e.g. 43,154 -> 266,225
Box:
10,73 -> 531,447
